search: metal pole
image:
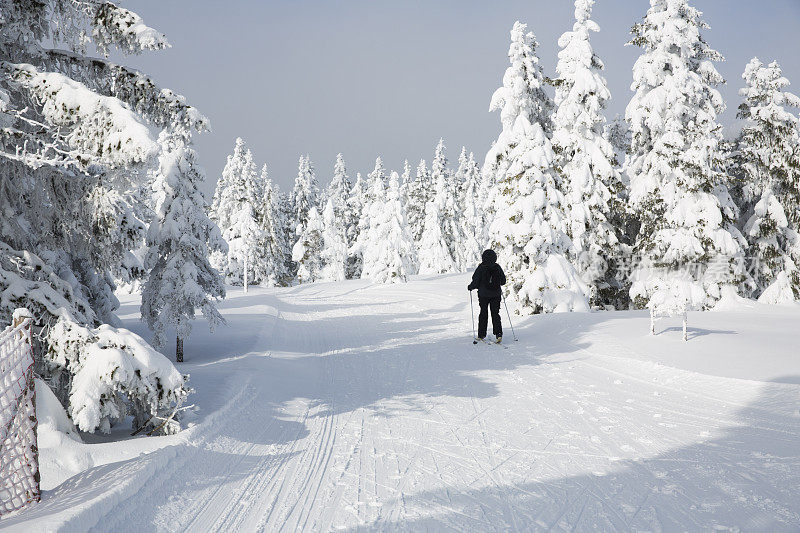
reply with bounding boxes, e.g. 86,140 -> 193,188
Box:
501,292 -> 518,342
470,291 -> 477,344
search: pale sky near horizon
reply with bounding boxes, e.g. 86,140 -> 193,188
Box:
120,0 -> 800,195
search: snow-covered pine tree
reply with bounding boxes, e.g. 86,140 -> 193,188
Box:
291,155 -> 319,281
406,159 -> 431,245
625,0 -> 748,310
292,206 -> 323,283
485,21 -> 589,314
293,155 -> 319,232
365,156 -> 387,204
0,0 -> 200,433
734,58 -> 800,302
399,159 -> 413,213
355,172 -> 415,283
417,168 -> 457,275
455,149 -> 484,270
257,170 -> 290,287
552,0 -> 626,308
142,131 -> 226,362
211,140 -> 264,289
277,190 -> 297,283
350,157 -> 387,275
319,199 -> 348,282
326,153 -> 351,220
345,173 -> 366,279
431,139 -> 460,263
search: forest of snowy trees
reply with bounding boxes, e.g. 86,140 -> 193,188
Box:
214,0 -> 800,315
1,0 -> 798,436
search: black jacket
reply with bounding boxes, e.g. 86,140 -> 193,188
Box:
468,251 -> 506,298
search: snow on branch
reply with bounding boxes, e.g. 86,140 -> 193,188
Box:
5,62 -> 157,168
91,2 -> 171,56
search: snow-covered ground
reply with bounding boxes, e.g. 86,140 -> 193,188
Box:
5,274 -> 800,531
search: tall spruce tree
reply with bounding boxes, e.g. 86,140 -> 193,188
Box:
292,206 -> 323,283
319,199 -> 348,282
486,21 -> 588,314
406,159 -> 431,244
552,0 -> 626,308
456,149 -> 484,270
345,172 -> 366,279
326,153 -> 351,220
431,139 -> 459,262
355,172 -> 415,282
625,0 -> 748,310
258,169 -> 290,287
211,140 -> 263,288
142,131 -> 226,362
735,58 -> 800,302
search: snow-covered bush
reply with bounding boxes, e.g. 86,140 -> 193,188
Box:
45,319 -> 189,434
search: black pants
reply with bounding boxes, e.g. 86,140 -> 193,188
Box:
478,295 -> 502,338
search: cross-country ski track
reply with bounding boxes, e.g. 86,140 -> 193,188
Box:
5,273 -> 800,532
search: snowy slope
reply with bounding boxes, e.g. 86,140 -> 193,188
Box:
4,274 -> 800,531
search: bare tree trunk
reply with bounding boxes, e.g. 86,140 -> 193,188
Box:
244,255 -> 249,293
176,335 -> 184,363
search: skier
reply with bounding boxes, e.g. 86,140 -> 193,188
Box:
468,249 -> 506,343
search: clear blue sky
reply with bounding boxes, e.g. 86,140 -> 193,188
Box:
121,0 -> 800,194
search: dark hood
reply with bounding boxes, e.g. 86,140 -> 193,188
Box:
481,249 -> 497,265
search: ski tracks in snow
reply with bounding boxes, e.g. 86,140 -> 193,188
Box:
9,276 -> 800,532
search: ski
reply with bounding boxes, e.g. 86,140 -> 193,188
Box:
474,338 -> 509,349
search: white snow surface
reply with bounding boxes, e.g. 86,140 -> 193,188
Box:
6,274 -> 800,531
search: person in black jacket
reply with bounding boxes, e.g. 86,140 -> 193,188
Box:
467,249 -> 507,342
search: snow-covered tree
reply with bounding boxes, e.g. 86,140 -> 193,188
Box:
210,139 -> 264,288
257,171 -> 290,287
354,172 -> 415,283
0,0 -> 202,433
325,153 -> 351,220
734,58 -> 800,301
319,200 -> 348,282
292,206 -> 323,283
625,0 -> 748,310
431,139 -> 460,261
277,190 -> 297,282
455,149 -> 484,269
485,21 -> 589,314
142,132 -> 226,361
290,155 -> 319,281
552,0 -> 626,307
399,159 -> 413,212
293,155 -> 319,230
417,172 -> 456,275
345,173 -> 366,279
365,157 -> 387,203
350,158 -> 387,275
406,159 -> 431,244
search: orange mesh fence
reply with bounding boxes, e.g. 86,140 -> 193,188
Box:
0,313 -> 40,516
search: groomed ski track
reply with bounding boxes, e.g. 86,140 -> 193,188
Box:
5,274 -> 800,532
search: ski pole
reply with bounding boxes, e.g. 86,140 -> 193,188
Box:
502,292 -> 518,342
470,291 -> 477,344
